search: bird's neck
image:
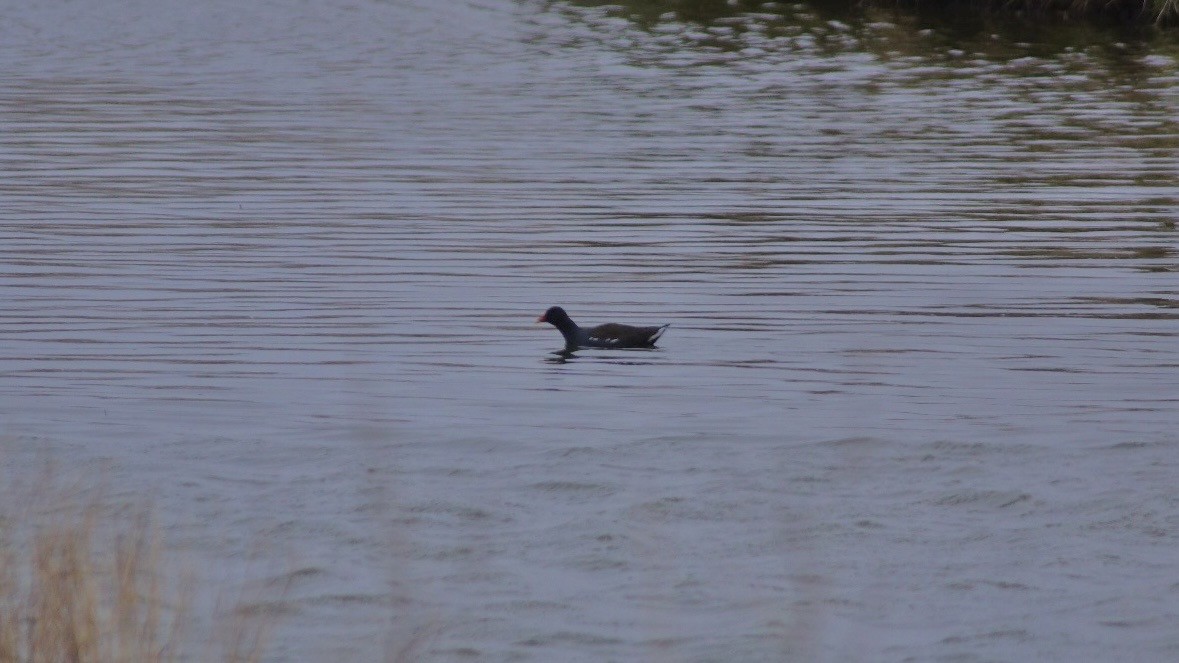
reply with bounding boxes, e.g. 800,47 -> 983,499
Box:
553,317 -> 580,345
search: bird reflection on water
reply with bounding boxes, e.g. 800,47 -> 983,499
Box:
543,347 -> 666,365
545,349 -> 578,364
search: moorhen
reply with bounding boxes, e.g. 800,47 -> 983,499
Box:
536,306 -> 669,351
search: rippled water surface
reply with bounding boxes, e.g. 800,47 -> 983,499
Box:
2,0 -> 1178,660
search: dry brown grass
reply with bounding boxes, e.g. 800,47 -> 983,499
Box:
1060,0 -> 1179,22
1147,0 -> 1179,22
0,472 -> 275,663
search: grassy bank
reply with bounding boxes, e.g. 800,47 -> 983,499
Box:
0,474 -> 274,663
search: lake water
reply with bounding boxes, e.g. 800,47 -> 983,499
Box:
2,0 -> 1178,660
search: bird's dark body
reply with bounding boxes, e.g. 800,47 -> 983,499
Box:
537,306 -> 668,351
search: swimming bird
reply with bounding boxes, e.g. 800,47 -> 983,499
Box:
536,306 -> 669,351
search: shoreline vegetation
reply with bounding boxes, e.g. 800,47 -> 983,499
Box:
0,470 -> 276,663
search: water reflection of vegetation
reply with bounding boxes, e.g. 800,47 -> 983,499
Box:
565,0 -> 1178,26
555,0 -> 1179,81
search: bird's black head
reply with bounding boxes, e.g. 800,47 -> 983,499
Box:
537,306 -> 569,325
